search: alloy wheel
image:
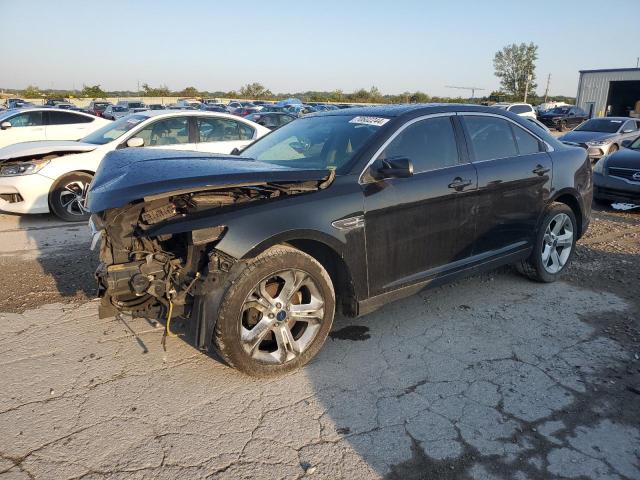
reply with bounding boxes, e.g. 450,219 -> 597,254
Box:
541,213 -> 573,274
240,269 -> 324,364
58,180 -> 89,217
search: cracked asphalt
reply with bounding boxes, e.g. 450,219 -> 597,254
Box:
0,206 -> 639,480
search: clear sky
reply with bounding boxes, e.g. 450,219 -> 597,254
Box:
1,0 -> 638,97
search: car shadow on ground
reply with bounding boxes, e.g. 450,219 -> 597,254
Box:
0,213 -> 97,312
295,246 -> 640,479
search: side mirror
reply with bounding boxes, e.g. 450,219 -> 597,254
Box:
126,137 -> 145,148
622,129 -> 635,134
375,157 -> 414,179
230,147 -> 241,155
621,139 -> 632,148
0,121 -> 11,130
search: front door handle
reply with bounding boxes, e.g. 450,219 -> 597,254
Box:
448,177 -> 472,191
532,165 -> 550,176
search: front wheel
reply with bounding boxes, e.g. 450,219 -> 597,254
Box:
211,245 -> 335,376
49,172 -> 92,222
607,144 -> 619,155
516,203 -> 577,283
557,120 -> 567,132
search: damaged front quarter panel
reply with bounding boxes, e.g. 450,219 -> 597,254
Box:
88,150 -> 336,349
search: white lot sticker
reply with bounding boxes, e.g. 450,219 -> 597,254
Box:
349,116 -> 389,126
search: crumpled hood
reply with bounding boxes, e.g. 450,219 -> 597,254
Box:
87,148 -> 330,213
559,131 -> 617,144
0,140 -> 98,161
604,148 -> 640,169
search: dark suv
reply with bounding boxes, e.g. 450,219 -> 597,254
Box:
87,104 -> 592,376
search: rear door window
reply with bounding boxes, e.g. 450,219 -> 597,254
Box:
512,125 -> 543,155
197,118 -> 254,141
464,116 -> 518,161
378,116 -> 460,173
509,105 -> 531,114
48,111 -> 93,125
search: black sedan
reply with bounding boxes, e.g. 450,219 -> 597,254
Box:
593,135 -> 640,204
245,112 -> 297,130
87,104 -> 591,376
538,106 -> 588,131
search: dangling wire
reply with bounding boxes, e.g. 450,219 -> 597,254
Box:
161,299 -> 176,351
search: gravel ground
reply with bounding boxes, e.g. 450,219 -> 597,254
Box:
0,204 -> 639,480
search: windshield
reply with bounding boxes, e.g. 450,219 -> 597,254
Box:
240,115 -> 385,171
575,119 -> 622,133
629,137 -> 640,150
81,115 -> 148,145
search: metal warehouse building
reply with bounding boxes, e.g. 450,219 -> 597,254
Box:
575,68 -> 640,118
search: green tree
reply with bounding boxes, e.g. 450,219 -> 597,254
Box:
493,42 -> 538,100
179,86 -> 200,97
239,82 -> 272,99
23,85 -> 41,98
81,84 -> 106,98
141,83 -> 171,96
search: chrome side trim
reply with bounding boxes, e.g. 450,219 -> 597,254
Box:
332,215 -> 365,231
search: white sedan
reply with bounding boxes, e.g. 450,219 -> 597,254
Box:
0,110 -> 270,221
0,108 -> 110,148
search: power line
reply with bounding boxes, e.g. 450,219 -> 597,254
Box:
445,85 -> 486,99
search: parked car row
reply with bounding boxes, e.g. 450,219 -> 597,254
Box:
0,111 -> 269,220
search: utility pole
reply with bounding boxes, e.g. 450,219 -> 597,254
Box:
523,71 -> 532,103
543,73 -> 551,103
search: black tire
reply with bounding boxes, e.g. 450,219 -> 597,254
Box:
516,203 -> 577,283
608,144 -> 618,155
557,121 -> 567,132
49,172 -> 93,222
211,245 -> 335,377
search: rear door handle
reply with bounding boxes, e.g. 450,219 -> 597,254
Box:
448,177 -> 472,191
532,165 -> 550,176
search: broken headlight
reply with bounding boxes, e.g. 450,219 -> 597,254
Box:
0,159 -> 50,176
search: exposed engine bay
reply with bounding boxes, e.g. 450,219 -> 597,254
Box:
92,173 -> 335,347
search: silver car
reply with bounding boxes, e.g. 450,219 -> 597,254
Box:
559,117 -> 640,160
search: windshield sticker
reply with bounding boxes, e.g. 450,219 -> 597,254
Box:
349,116 -> 389,127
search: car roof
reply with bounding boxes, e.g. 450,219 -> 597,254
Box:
129,109 -> 258,122
0,107 -> 93,117
307,103 -> 511,118
588,116 -> 635,121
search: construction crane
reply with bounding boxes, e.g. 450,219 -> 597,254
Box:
445,85 -> 486,99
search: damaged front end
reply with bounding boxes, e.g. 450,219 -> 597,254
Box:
90,164 -> 335,350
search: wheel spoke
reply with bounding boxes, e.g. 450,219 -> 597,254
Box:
274,324 -> 301,362
244,298 -> 270,314
289,299 -> 324,320
550,249 -> 561,270
541,244 -> 552,263
556,232 -> 573,247
242,317 -> 275,354
258,280 -> 277,306
551,216 -> 565,235
60,195 -> 76,208
278,270 -> 307,302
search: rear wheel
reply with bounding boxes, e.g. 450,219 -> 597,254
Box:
516,203 -> 577,283
49,172 -> 92,222
211,245 -> 335,376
